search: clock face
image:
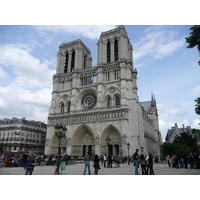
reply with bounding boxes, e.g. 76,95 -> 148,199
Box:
81,93 -> 97,109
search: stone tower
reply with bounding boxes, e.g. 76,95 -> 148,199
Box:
45,26 -> 161,157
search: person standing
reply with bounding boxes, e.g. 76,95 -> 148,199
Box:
24,152 -> 37,175
93,154 -> 100,175
133,149 -> 139,175
146,153 -> 154,175
83,152 -> 91,175
0,154 -> 3,169
103,154 -> 107,168
140,154 -> 146,175
4,157 -> 11,168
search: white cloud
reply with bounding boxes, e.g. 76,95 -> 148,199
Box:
133,26 -> 185,62
158,104 -> 187,121
189,85 -> 200,96
0,42 -> 55,123
0,44 -> 55,88
192,119 -> 200,129
34,25 -> 117,40
0,85 -> 51,123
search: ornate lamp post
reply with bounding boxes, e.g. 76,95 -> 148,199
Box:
54,123 -> 67,175
127,142 -> 130,165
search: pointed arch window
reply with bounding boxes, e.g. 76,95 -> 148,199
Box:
61,103 -> 64,113
115,96 -> 120,107
114,39 -> 118,61
64,52 -> 68,73
71,51 -> 75,72
107,41 -> 111,63
84,55 -> 87,69
67,102 -> 71,113
107,97 -> 112,107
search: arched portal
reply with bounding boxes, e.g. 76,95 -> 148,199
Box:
71,124 -> 95,156
101,125 -> 122,156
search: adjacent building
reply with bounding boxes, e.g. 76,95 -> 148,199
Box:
45,26 -> 162,157
165,123 -> 200,145
0,117 -> 46,154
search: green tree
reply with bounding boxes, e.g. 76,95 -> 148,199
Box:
161,142 -> 175,156
161,132 -> 198,157
173,132 -> 198,152
192,128 -> 200,137
194,96 -> 200,115
185,25 -> 200,65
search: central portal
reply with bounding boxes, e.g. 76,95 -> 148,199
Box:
71,125 -> 95,156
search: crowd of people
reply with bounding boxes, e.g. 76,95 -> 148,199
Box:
166,153 -> 200,169
1,151 -> 200,175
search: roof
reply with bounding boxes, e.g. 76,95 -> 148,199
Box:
140,101 -> 152,111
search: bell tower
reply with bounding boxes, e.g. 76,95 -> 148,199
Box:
56,39 -> 92,74
97,25 -> 133,65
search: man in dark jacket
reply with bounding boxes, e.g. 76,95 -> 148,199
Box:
133,149 -> 139,175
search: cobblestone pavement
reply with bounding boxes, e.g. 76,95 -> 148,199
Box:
0,163 -> 200,175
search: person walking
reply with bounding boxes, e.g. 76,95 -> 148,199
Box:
24,152 -> 37,175
133,149 -> 139,175
83,152 -> 91,175
93,154 -> 100,175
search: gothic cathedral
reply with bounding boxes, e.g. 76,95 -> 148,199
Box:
45,26 -> 162,157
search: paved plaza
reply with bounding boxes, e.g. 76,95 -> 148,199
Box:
0,162 -> 200,175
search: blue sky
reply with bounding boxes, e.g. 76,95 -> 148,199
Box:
0,25 -> 199,141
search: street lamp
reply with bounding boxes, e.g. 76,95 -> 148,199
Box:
54,123 -> 67,175
127,142 -> 130,165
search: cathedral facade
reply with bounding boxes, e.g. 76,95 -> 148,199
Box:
45,26 -> 162,157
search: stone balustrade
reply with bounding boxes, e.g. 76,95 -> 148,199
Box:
48,107 -> 128,125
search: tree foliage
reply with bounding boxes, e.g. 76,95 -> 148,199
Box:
185,25 -> 200,50
185,25 -> 200,65
194,96 -> 200,115
161,132 -> 198,157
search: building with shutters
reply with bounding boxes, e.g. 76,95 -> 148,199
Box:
0,117 -> 46,154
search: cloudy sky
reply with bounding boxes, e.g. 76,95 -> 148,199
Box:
0,24 -> 199,141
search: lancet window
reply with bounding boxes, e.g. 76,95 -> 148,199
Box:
114,39 -> 118,61
64,52 -> 68,73
61,103 -> 64,113
71,51 -> 75,72
107,41 -> 111,63
115,96 -> 120,107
